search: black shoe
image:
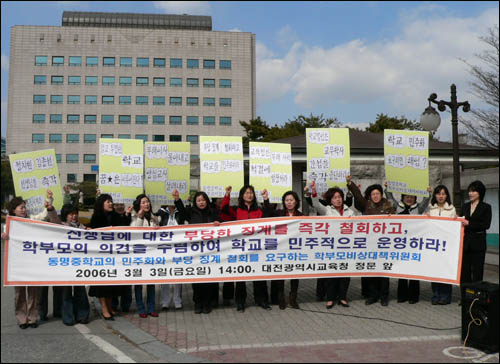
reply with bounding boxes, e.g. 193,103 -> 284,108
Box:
19,324 -> 29,329
408,300 -> 418,304
380,298 -> 389,306
365,297 -> 378,305
194,304 -> 203,314
431,300 -> 438,305
103,315 -> 114,321
438,300 -> 448,305
77,318 -> 89,324
397,298 -> 407,303
203,304 -> 212,314
236,303 -> 245,312
258,302 -> 272,310
326,302 -> 334,309
64,321 -> 75,326
338,300 -> 350,308
29,323 -> 38,328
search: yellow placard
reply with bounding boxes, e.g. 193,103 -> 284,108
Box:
384,129 -> 429,197
249,142 -> 292,203
144,142 -> 190,208
98,138 -> 144,204
9,149 -> 63,214
306,128 -> 350,194
200,136 -> 243,198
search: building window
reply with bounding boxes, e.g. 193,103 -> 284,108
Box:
67,174 -> 77,183
66,154 -> 79,163
187,59 -> 199,69
33,114 -> 45,124
102,76 -> 115,86
85,76 -> 98,85
170,135 -> 182,142
170,97 -> 182,106
187,116 -> 199,125
55,154 -> 62,163
68,95 -> 80,104
50,133 -> 63,143
169,116 -> 182,125
101,134 -> 113,139
137,57 -> 149,67
119,115 -> 131,124
69,56 -> 82,67
153,96 -> 165,105
50,114 -> 62,124
220,79 -> 232,88
153,77 -> 165,87
86,56 -> 98,66
34,75 -> 46,85
170,58 -> 182,68
35,55 -> 48,66
187,78 -> 199,87
220,98 -> 232,107
85,95 -> 97,104
66,134 -> 79,143
103,57 -> 115,67
83,174 -> 96,182
136,96 -> 148,105
135,134 -> 148,141
51,76 -> 64,85
118,134 -> 130,139
154,58 -> 166,68
33,95 -> 46,104
220,60 -> 231,69
120,77 -> 132,86
120,57 -> 132,67
220,116 -> 232,126
153,115 -> 165,125
186,135 -> 199,144
136,77 -> 149,86
187,97 -> 199,106
153,135 -> 165,141
203,97 -> 215,106
203,79 -> 215,88
51,95 -> 63,104
84,134 -> 96,144
84,154 -> 96,163
67,114 -> 80,124
170,78 -> 182,87
203,59 -> 215,69
102,96 -> 114,105
135,115 -> 148,124
101,115 -> 114,124
32,133 -> 45,143
203,116 -> 215,125
68,76 -> 81,85
52,56 -> 64,66
84,115 -> 97,124
119,96 -> 131,105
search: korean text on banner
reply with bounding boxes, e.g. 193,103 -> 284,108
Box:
384,130 -> 429,197
9,149 -> 63,214
144,142 -> 190,208
306,128 -> 350,195
99,138 -> 144,204
200,136 -> 243,198
249,142 -> 292,203
4,215 -> 463,286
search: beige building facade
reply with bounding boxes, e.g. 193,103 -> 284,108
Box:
6,12 -> 256,184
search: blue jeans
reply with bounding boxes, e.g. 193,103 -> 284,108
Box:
62,286 -> 89,324
135,285 -> 156,314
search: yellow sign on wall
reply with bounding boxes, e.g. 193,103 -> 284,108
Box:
384,129 -> 429,197
98,138 -> 144,204
9,149 -> 63,214
200,136 -> 243,198
249,142 -> 292,203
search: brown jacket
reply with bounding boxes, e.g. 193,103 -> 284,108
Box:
348,182 -> 394,215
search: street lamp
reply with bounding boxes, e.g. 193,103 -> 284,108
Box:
420,84 -> 470,214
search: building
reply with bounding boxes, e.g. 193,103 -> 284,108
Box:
6,11 -> 256,183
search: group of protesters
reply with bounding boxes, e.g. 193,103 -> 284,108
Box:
2,178 -> 492,329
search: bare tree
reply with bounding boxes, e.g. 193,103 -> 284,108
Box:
460,26 -> 499,150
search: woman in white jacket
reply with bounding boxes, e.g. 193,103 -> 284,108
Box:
427,185 -> 457,305
130,194 -> 159,318
306,183 -> 356,309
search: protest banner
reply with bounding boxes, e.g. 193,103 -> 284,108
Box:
98,138 -> 144,204
306,128 -> 350,195
200,136 -> 243,198
384,130 -> 429,197
144,142 -> 190,209
9,149 -> 63,214
4,215 -> 463,286
249,142 -> 292,203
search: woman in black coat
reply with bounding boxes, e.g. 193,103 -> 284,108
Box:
461,181 -> 492,284
88,194 -> 132,320
173,189 -> 221,314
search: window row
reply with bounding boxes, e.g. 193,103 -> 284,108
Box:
33,134 -> 201,145
32,115 -> 231,126
35,56 -> 231,69
34,75 -> 232,88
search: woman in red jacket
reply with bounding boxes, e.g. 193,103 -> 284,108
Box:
220,185 -> 269,312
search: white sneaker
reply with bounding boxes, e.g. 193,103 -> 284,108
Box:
161,305 -> 168,311
174,304 -> 183,310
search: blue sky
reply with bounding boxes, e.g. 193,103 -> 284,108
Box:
1,1 -> 499,141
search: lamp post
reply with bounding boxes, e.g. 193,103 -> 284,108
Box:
420,84 -> 470,215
